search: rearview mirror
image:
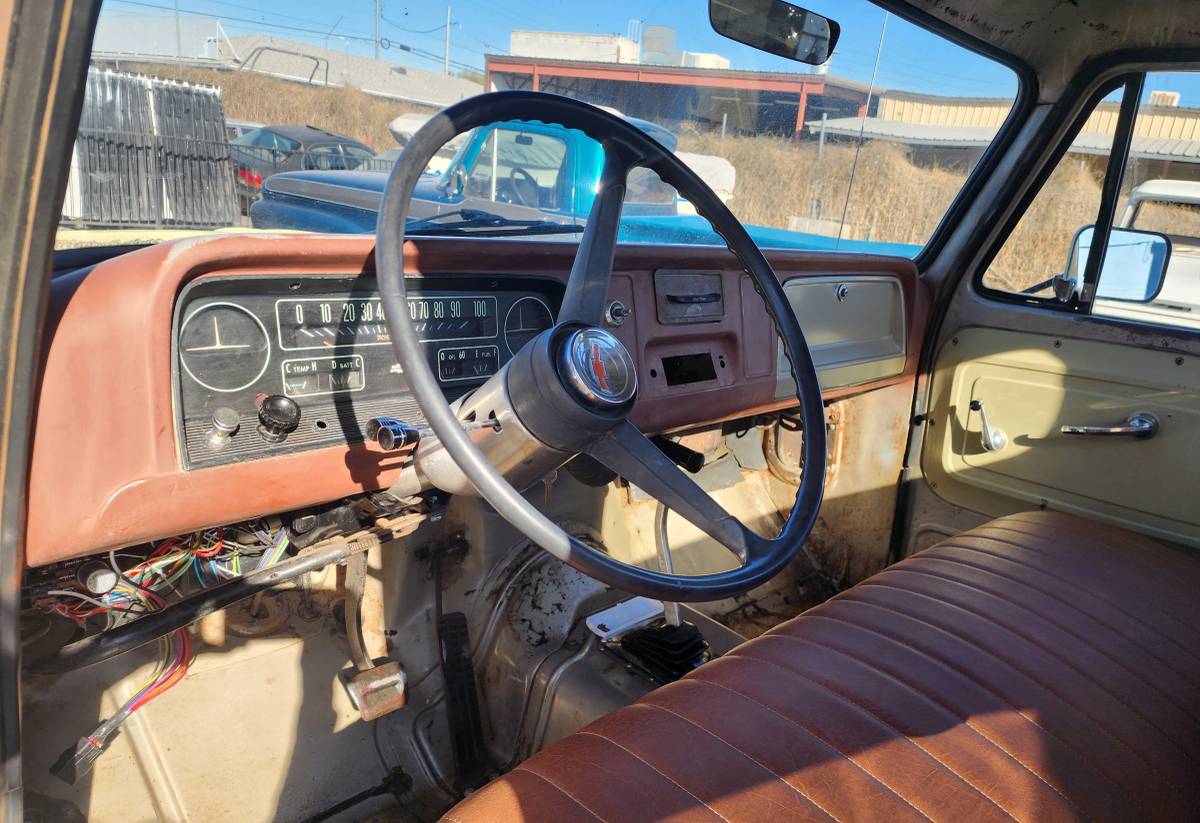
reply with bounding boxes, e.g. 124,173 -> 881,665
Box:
1067,226 -> 1172,302
709,0 -> 840,65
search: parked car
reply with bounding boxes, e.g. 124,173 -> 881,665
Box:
1092,179 -> 1200,328
251,115 -> 680,232
250,116 -> 918,255
229,124 -> 374,210
224,118 -> 263,143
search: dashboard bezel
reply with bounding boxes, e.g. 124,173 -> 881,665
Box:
170,273 -> 564,469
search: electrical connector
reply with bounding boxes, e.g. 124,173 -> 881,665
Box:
50,729 -> 114,784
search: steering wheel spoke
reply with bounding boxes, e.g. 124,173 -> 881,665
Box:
376,91 -> 825,603
556,148 -> 631,327
586,421 -> 764,565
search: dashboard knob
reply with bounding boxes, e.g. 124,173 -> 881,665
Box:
206,406 -> 241,450
366,417 -> 420,451
257,395 -> 301,443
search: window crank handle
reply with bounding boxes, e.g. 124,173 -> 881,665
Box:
969,399 -> 1007,452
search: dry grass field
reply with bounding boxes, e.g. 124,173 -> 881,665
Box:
137,64 -> 416,150
678,126 -> 1107,293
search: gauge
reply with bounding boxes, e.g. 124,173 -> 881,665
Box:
179,302 -> 271,392
503,296 -> 554,355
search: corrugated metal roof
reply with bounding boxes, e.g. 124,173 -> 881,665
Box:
812,116 -> 1200,161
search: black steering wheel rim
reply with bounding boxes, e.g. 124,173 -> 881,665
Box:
507,166 -> 538,206
376,91 -> 826,602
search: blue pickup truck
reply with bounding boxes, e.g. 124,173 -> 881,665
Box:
249,117 -> 919,256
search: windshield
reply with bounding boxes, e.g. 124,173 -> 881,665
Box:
59,0 -> 1017,254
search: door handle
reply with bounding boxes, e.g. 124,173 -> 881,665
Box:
1060,412 -> 1159,439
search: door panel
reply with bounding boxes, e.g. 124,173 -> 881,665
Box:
924,326 -> 1200,546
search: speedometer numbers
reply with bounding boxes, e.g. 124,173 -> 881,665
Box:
275,296 -> 497,350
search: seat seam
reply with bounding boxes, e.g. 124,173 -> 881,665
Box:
512,766 -> 606,822
721,650 -> 1026,822
944,532 -> 1200,635
798,610 -> 1149,807
749,628 -> 1131,820
823,596 -> 1163,772
685,676 -> 935,822
575,731 -> 731,823
639,701 -> 840,822
940,539 -> 1200,665
964,523 -> 1200,606
884,563 -> 1200,727
857,578 -> 1197,762
917,549 -> 1200,692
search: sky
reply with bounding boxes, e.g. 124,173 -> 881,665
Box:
98,0 -> 1024,99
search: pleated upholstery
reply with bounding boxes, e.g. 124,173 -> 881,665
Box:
444,511 -> 1200,822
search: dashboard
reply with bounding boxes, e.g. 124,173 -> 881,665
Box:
28,234 -> 921,567
174,276 -> 560,468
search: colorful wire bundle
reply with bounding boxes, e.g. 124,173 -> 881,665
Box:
45,521 -> 290,783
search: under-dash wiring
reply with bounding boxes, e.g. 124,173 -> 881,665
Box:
42,521 -> 291,784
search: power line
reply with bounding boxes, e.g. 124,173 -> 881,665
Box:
381,14 -> 446,35
105,0 -> 482,72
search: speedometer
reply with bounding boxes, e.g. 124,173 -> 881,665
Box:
276,295 -> 497,350
503,297 -> 554,355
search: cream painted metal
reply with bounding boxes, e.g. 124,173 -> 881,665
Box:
924,326 -> 1200,548
775,275 -> 907,398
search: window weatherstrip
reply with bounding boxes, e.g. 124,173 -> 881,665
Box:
1080,73 -> 1145,308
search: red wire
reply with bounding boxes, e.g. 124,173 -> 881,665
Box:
192,538 -> 224,559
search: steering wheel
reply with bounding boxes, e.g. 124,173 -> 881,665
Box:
507,166 -> 539,206
376,91 -> 825,602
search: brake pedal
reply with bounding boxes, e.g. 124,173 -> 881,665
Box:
341,551 -> 408,721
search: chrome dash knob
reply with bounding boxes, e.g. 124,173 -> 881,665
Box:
366,417 -> 420,451
207,406 -> 241,450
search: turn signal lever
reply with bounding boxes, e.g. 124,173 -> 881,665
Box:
650,436 -> 705,474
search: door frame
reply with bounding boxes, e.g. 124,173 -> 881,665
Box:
896,51 -> 1200,560
0,2 -> 102,818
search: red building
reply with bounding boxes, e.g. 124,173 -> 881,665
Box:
484,54 -> 872,137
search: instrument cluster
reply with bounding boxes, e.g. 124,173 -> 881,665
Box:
173,275 -> 560,468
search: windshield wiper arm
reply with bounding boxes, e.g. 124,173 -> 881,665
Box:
405,208 -> 584,236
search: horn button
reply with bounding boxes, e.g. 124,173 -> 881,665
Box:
558,328 -> 637,409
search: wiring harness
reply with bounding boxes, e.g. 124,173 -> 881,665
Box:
45,522 -> 291,784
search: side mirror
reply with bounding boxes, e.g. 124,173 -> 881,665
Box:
1068,225 -> 1172,302
709,0 -> 840,65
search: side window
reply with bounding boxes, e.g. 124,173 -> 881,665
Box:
984,72 -> 1200,332
981,88 -> 1123,296
1092,72 -> 1200,329
341,146 -> 374,170
465,128 -> 567,209
302,145 -> 346,171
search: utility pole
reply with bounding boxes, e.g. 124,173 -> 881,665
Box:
374,0 -> 381,60
443,5 -> 451,75
174,0 -> 183,68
